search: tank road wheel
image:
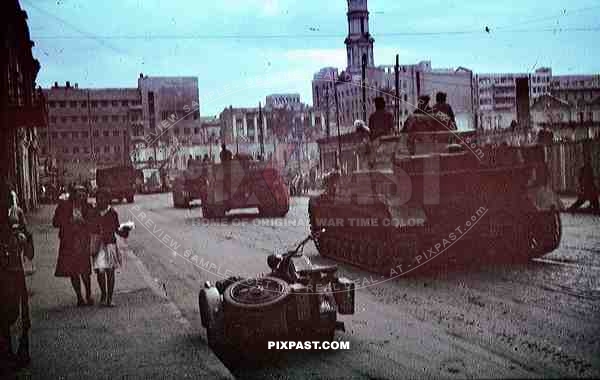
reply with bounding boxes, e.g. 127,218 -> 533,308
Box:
173,191 -> 189,209
529,210 -> 561,257
203,205 -> 226,219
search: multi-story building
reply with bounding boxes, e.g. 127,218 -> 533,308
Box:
220,95 -> 324,147
550,74 -> 600,105
41,75 -> 201,182
312,0 -> 475,134
138,75 -> 200,146
1,0 -> 47,211
42,83 -> 141,168
475,67 -> 552,130
199,116 -> 220,145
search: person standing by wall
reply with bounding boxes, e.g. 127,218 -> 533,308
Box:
0,180 -> 31,371
52,186 -> 94,306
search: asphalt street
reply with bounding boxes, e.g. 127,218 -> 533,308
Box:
113,193 -> 599,379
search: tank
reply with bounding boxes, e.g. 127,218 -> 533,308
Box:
308,131 -> 562,274
174,156 -> 290,218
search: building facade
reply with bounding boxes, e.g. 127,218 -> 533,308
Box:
41,75 -> 201,183
475,67 -> 552,130
220,95 -> 324,148
312,0 -> 475,134
1,0 -> 47,211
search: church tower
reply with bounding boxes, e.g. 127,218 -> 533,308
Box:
345,0 -> 375,73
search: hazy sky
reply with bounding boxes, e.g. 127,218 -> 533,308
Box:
23,0 -> 600,116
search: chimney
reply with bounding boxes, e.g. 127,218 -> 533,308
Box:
54,81 -> 58,88
66,81 -> 71,88
74,83 -> 78,89
139,73 -> 144,79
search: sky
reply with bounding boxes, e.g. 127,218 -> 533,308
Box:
23,0 -> 600,116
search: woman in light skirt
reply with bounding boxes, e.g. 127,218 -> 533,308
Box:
90,189 -> 128,307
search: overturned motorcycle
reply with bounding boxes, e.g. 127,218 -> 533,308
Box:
198,235 -> 355,356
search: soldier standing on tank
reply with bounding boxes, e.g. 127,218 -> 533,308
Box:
431,92 -> 457,130
368,97 -> 394,140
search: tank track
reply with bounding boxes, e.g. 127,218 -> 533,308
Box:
311,225 -> 419,276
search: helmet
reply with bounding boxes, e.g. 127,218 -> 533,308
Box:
354,119 -> 369,134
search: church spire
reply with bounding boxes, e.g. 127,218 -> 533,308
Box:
345,0 -> 375,72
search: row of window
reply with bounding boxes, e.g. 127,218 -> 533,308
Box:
46,145 -> 124,155
49,114 -> 141,124
41,130 -> 122,139
40,127 -> 204,140
48,99 -> 141,109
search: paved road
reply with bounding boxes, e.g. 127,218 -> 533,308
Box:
117,193 -> 600,379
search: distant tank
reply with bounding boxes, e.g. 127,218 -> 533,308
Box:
308,130 -> 562,274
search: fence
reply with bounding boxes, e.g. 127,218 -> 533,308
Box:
545,139 -> 600,195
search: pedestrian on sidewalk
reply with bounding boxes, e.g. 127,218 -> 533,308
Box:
52,185 -> 94,306
90,189 -> 128,307
568,157 -> 599,211
1,181 -> 31,371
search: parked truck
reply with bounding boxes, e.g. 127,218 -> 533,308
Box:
95,165 -> 137,203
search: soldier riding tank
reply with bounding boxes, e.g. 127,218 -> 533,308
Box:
308,124 -> 562,275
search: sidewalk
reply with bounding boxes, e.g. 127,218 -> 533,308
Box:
21,205 -> 233,379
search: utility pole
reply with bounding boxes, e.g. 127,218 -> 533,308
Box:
325,84 -> 330,138
395,54 -> 400,133
362,54 -> 367,122
334,79 -> 342,169
258,101 -> 265,158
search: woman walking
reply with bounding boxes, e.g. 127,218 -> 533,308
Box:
52,185 -> 94,306
90,189 -> 128,307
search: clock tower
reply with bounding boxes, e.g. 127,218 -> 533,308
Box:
345,0 -> 375,73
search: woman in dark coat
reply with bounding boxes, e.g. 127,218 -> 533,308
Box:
52,186 -> 94,306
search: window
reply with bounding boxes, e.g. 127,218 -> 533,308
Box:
59,101 -> 66,108
113,130 -> 120,137
114,146 -> 121,152
83,147 -> 89,154
122,115 -> 128,122
48,101 -> 56,108
81,116 -> 88,123
194,128 -> 199,134
72,132 -> 79,139
94,147 -> 100,153
39,131 -> 47,139
121,100 -> 128,107
91,116 -> 98,123
73,147 -> 80,154
81,131 -> 89,138
112,115 -> 119,122
61,116 -> 68,123
81,101 -> 87,108
51,132 -> 58,139
91,101 -> 98,108
104,146 -> 110,153
111,100 -> 119,107
174,128 -> 180,135
184,128 -> 190,135
103,131 -> 109,137
69,101 -> 78,108
93,130 -> 99,137
63,147 -> 69,154
101,101 -> 108,107
102,115 -> 109,122
71,116 -> 78,122
60,132 -> 68,138
50,116 -> 57,123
